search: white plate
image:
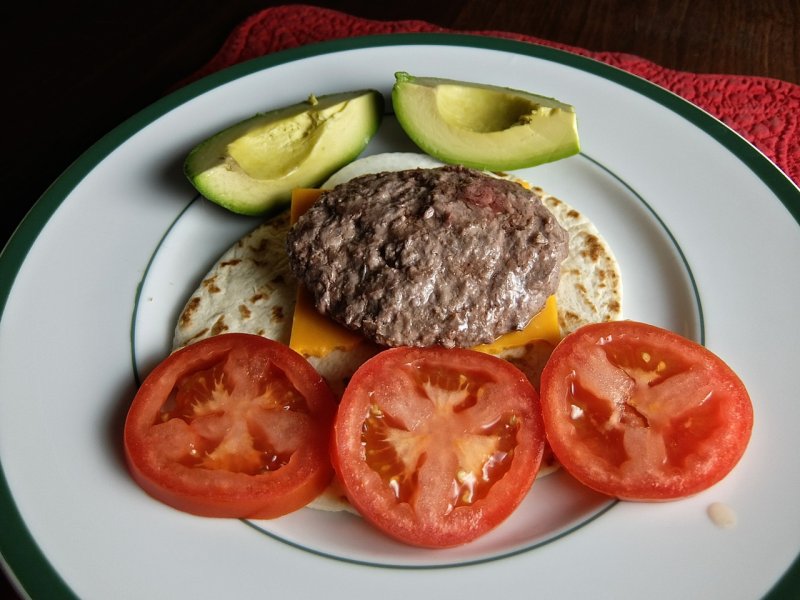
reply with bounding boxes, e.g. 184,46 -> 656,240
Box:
1,34 -> 799,600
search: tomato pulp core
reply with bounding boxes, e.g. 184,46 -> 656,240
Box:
565,340 -> 720,474
158,350 -> 311,475
361,363 -> 519,513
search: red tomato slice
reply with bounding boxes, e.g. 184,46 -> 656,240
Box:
539,321 -> 753,501
331,347 -> 546,548
124,333 -> 337,518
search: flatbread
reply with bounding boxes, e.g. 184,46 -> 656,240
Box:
171,152 -> 623,511
541,191 -> 622,335
172,211 -> 295,349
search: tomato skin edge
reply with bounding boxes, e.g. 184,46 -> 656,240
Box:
123,333 -> 337,519
539,321 -> 753,502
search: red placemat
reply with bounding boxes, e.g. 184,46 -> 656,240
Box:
185,4 -> 799,185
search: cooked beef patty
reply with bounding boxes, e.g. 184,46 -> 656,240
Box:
286,165 -> 568,348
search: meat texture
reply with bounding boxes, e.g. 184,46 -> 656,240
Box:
287,166 -> 568,348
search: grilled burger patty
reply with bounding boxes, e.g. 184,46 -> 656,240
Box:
286,165 -> 569,348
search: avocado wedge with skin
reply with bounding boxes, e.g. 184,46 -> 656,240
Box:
185,89 -> 384,216
392,72 -> 579,171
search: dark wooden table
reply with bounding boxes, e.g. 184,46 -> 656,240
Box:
1,1 -> 798,597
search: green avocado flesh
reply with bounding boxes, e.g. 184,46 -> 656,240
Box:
392,72 -> 579,171
184,89 -> 384,215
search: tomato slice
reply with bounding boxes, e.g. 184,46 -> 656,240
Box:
539,321 -> 753,501
331,347 -> 546,548
124,333 -> 337,518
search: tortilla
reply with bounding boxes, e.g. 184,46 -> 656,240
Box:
542,191 -> 622,335
172,211 -> 296,348
171,152 -> 623,511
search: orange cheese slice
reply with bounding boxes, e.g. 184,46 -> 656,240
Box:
289,187 -> 326,223
472,294 -> 560,354
289,188 -> 363,357
288,188 -> 561,357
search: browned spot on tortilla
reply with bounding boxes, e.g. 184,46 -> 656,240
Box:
221,259 -> 242,267
597,269 -> 608,287
560,310 -> 582,331
566,209 -> 580,219
211,315 -> 228,336
579,233 -> 603,262
575,284 -> 600,313
250,293 -> 265,303
248,238 -> 272,254
179,297 -> 202,328
607,300 -> 621,313
185,328 -> 209,345
239,305 -> 251,319
271,306 -> 285,323
203,276 -> 221,294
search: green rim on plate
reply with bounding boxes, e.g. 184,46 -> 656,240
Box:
1,32 -> 798,600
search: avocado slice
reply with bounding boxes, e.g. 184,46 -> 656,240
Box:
392,72 -> 579,171
184,89 -> 384,215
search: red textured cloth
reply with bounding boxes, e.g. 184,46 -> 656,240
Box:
186,4 -> 799,185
